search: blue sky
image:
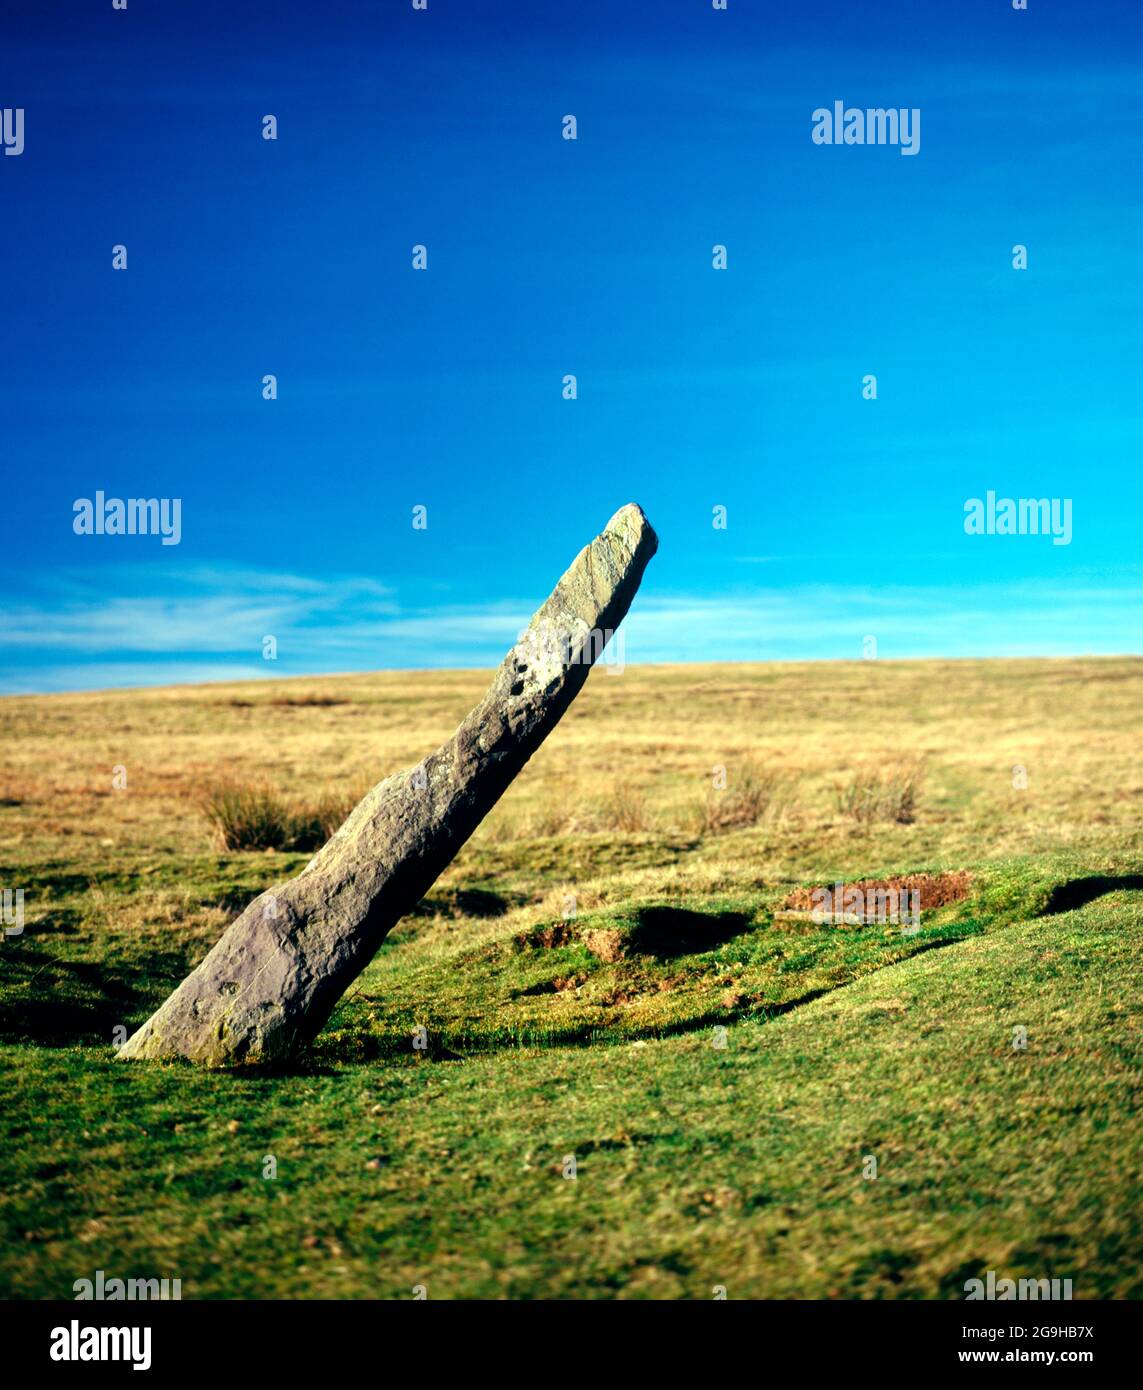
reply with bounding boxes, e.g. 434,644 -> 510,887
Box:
2,0 -> 1141,693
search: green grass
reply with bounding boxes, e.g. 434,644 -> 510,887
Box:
1,878 -> 1139,1299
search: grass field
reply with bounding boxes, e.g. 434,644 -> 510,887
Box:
1,657 -> 1141,1298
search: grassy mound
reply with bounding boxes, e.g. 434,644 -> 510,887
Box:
1,877 -> 1139,1298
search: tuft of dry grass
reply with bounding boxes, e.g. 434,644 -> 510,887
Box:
835,756 -> 926,825
200,782 -> 289,850
693,757 -> 789,835
599,780 -> 650,833
200,780 -> 361,852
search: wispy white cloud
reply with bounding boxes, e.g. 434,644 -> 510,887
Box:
0,564 -> 1139,695
623,583 -> 1143,664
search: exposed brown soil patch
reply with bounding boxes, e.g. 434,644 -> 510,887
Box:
783,869 -> 972,919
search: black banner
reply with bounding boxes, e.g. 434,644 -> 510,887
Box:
10,1297 -> 1134,1375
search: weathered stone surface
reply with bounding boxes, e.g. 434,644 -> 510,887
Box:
118,503 -> 658,1066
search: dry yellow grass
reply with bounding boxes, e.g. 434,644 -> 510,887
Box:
2,656 -> 1139,873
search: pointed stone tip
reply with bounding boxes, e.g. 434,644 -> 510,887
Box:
604,502 -> 658,557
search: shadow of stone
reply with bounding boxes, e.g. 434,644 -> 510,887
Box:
626,905 -> 752,959
0,943 -> 195,1047
412,887 -> 510,919
1040,874 -> 1143,917
0,947 -> 143,1046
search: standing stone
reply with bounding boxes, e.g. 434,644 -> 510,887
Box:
118,503 -> 657,1066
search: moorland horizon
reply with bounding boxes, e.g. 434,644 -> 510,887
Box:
4,648 -> 1142,702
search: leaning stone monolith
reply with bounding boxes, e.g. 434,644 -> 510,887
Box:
118,503 -> 657,1066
